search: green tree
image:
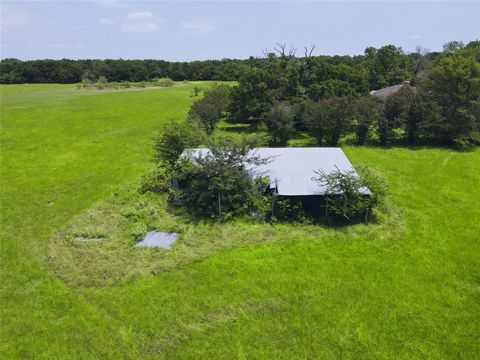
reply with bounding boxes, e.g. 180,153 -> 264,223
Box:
406,93 -> 427,145
80,71 -> 95,88
189,84 -> 229,134
173,138 -> 270,219
379,87 -> 414,145
459,40 -> 480,61
228,67 -> 273,123
263,102 -> 296,146
351,95 -> 382,145
307,79 -> 356,100
423,52 -> 480,145
0,58 -> 25,83
304,101 -> 328,145
95,75 -> 108,89
313,166 -> 386,222
305,97 -> 352,146
364,45 -> 410,89
155,119 -> 205,166
442,41 -> 465,54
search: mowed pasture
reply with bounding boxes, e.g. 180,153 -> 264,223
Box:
1,83 -> 479,359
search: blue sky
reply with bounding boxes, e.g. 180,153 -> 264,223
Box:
1,1 -> 479,60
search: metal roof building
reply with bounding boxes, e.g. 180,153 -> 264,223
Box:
369,80 -> 415,99
182,147 -> 365,196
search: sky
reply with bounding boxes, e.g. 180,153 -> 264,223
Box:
1,1 -> 479,61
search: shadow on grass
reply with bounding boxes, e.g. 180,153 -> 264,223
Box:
342,136 -> 477,152
219,122 -> 259,135
167,197 -> 383,230
220,120 -> 477,152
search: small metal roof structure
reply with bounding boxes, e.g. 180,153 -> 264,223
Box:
181,147 -> 368,196
370,80 -> 416,99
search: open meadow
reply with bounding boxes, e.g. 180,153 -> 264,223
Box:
1,83 -> 479,359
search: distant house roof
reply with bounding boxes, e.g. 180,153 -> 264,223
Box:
181,147 -> 369,196
370,80 -> 415,99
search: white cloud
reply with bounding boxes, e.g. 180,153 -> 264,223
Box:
410,34 -> 421,40
122,11 -> 162,33
180,21 -> 219,35
0,5 -> 31,32
99,18 -> 115,26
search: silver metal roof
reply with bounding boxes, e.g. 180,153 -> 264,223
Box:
182,147 -> 366,196
370,81 -> 416,99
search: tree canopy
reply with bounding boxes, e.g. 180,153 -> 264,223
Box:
173,138 -> 270,219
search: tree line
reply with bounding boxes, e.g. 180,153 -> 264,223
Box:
225,40 -> 479,148
3,40 -> 478,147
0,42 -> 454,86
172,40 -> 478,148
0,58 -> 250,84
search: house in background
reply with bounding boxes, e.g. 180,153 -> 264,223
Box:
370,80 -> 415,99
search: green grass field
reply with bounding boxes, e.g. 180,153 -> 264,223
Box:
1,83 -> 479,359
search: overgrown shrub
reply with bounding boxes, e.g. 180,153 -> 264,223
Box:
155,119 -> 206,166
95,76 -> 108,89
263,102 -> 296,146
272,198 -> 308,222
173,138 -> 270,219
130,222 -> 149,242
313,166 -> 386,223
140,163 -> 172,194
80,71 -> 95,89
356,165 -> 387,214
189,84 -> 229,134
154,77 -> 174,87
452,132 -> 480,150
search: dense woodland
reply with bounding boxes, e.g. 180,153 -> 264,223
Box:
0,41 -> 474,88
185,40 -> 479,148
0,57 -> 249,83
2,40 -> 479,148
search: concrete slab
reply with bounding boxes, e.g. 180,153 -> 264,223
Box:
136,231 -> 177,249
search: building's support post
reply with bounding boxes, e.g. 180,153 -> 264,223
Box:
272,192 -> 277,218
271,181 -> 278,219
218,192 -> 222,218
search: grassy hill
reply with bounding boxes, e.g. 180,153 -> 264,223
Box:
1,83 -> 479,359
